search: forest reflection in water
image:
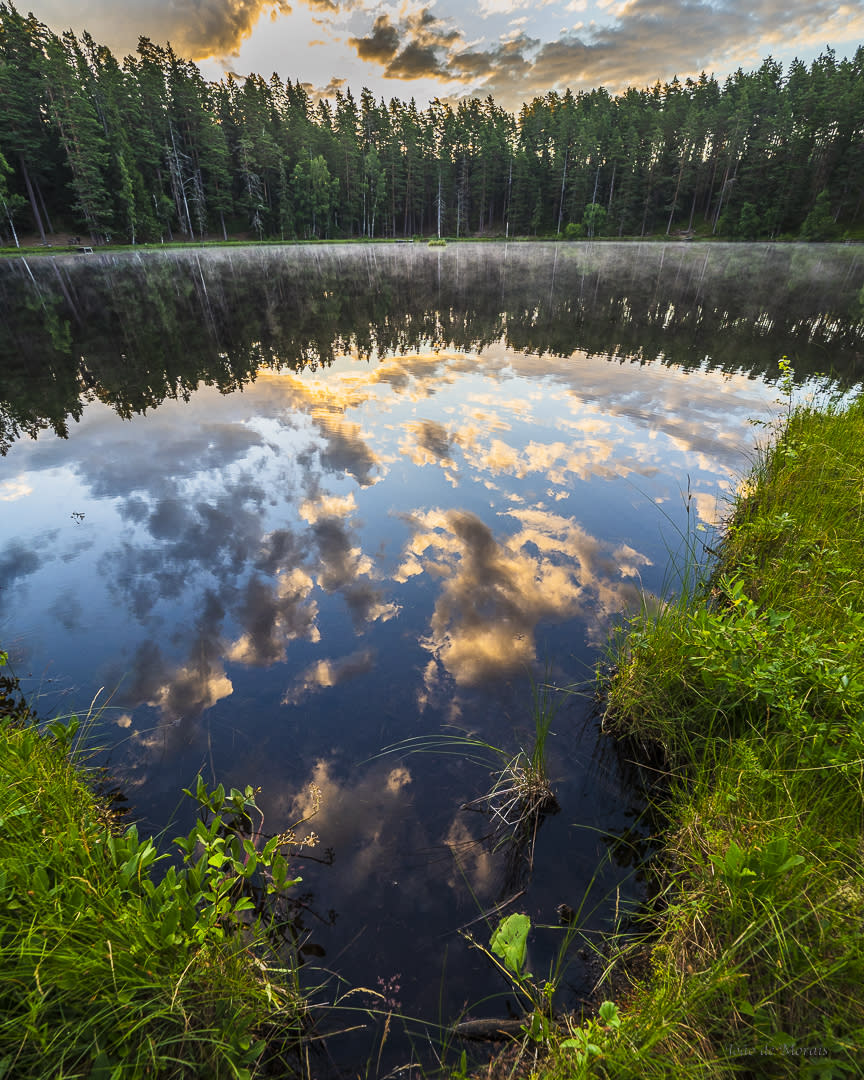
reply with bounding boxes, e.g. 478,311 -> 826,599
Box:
1,241 -> 862,1059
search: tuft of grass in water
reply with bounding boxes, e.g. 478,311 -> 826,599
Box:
0,652 -> 310,1078
530,380 -> 864,1077
376,672 -> 560,880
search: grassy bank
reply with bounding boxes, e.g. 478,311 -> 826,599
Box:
0,659 -> 308,1079
533,388 -> 864,1077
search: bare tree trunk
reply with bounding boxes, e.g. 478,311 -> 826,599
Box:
2,199 -> 20,247
36,177 -> 54,235
18,155 -> 46,244
556,150 -> 568,235
666,146 -> 689,235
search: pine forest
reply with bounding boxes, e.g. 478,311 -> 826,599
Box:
1,0 -> 863,248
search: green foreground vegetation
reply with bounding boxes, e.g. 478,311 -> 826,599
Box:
530,386 -> 864,1077
0,674 -> 311,1079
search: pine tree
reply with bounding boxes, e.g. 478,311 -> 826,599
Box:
43,31 -> 112,242
0,3 -> 58,242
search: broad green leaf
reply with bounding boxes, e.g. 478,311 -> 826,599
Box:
490,912 -> 531,976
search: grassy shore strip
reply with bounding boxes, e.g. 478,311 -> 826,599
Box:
0,662 -> 306,1080
536,391 -> 864,1078
3,234 -> 859,259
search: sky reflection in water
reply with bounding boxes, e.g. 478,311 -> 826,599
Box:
0,246 -> 824,1045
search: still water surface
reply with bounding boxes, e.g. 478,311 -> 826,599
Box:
1,241 -> 862,1064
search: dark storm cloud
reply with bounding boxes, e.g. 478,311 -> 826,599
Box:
350,14 -> 400,64
33,1 -> 293,58
349,8 -> 459,80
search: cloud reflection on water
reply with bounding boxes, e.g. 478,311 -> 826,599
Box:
0,340 -> 774,747
399,505 -> 650,686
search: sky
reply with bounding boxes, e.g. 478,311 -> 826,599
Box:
19,0 -> 864,112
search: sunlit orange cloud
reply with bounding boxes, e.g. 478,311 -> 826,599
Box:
334,0 -> 863,111
460,341 -> 774,464
0,478 -> 32,501
282,647 -> 376,704
31,0 -> 293,59
147,663 -> 233,719
400,506 -> 650,685
443,815 -> 496,898
298,491 -> 357,523
398,419 -> 459,469
256,344 -> 763,509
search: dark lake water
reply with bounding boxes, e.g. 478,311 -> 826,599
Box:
1,241 -> 863,1069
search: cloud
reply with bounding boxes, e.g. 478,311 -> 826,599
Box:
312,516 -> 374,591
343,0 -> 864,109
282,647 -> 376,704
0,531 -> 62,594
0,538 -> 44,588
148,659 -> 234,719
349,7 -> 461,82
310,516 -> 400,630
0,478 -> 32,501
350,14 -> 400,65
123,591 -> 233,726
301,75 -> 349,104
399,419 -> 458,469
299,491 -> 357,523
282,757 -> 418,896
33,1 -> 294,59
47,589 -> 84,632
399,507 -> 648,685
314,412 -> 382,487
225,567 -> 320,667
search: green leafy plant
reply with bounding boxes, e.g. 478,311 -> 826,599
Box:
0,661 -> 317,1078
559,1001 -> 621,1068
490,912 -> 531,977
710,836 -> 805,898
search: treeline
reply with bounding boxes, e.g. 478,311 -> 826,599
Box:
1,0 -> 863,246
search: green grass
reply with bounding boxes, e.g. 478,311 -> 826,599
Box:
0,659 -> 307,1079
526,388 -> 864,1078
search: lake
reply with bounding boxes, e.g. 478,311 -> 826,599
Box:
1,241 -> 862,1068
